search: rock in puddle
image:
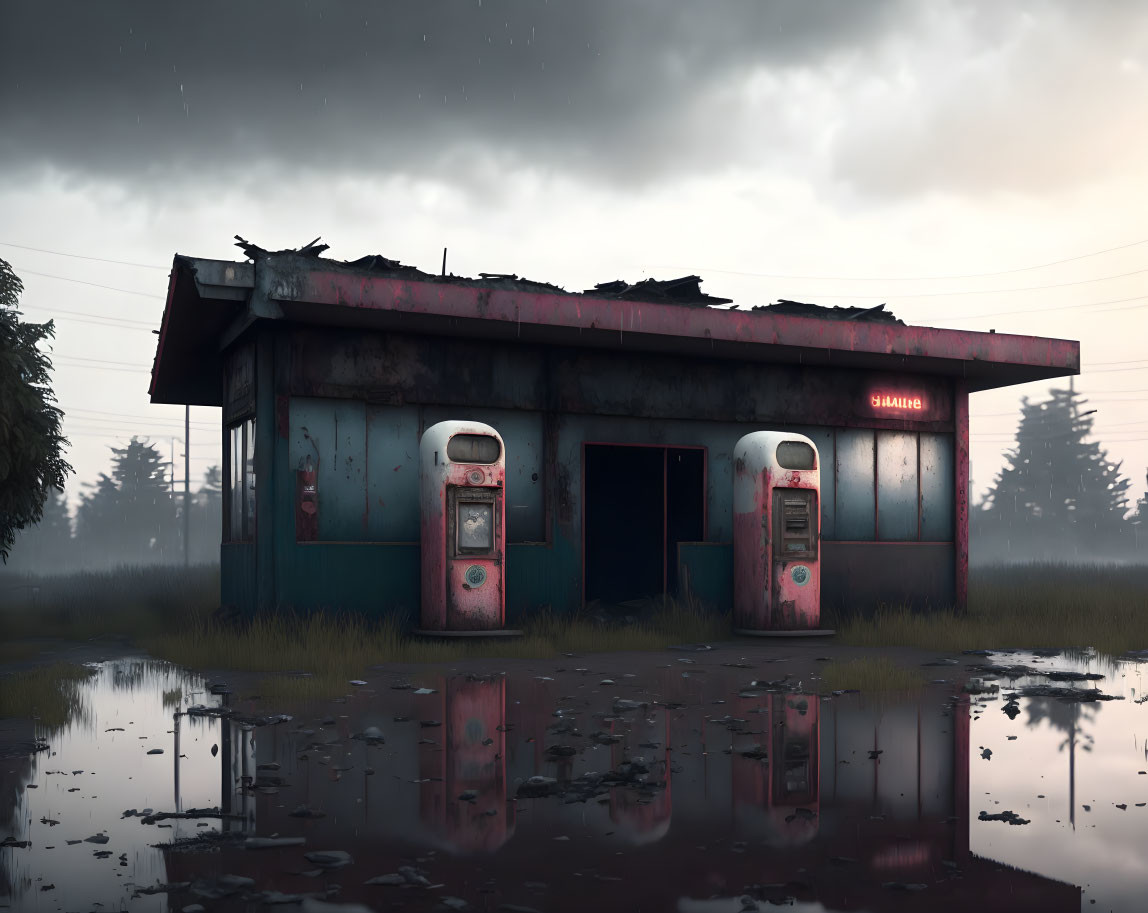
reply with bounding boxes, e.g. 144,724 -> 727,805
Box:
368,865 -> 432,887
351,726 -> 385,745
304,850 -> 354,869
364,873 -> 407,886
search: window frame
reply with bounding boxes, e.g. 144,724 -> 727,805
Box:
225,417 -> 256,543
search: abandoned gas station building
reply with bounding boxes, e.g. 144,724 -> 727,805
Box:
149,239 -> 1079,622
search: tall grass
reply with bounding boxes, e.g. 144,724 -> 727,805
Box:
836,562 -> 1148,655
0,663 -> 95,730
817,657 -> 925,693
141,597 -> 731,697
0,566 -> 218,641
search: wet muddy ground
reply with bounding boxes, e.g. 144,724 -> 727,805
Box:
3,642 -> 1148,912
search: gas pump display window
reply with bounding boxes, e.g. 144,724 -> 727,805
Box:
447,434 -> 501,464
776,441 -> 815,470
456,499 -> 495,553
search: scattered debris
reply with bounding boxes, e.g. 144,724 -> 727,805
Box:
963,679 -> 999,695
978,810 -> 1030,825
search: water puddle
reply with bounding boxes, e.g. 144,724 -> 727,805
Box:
2,650 -> 1147,911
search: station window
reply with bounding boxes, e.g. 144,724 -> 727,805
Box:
830,429 -> 953,542
227,418 -> 256,541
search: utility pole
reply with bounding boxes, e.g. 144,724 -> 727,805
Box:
184,405 -> 191,567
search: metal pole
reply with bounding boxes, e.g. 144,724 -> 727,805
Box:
173,710 -> 181,812
184,406 -> 191,567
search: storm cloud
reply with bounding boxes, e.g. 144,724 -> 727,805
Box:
1,0 -> 913,188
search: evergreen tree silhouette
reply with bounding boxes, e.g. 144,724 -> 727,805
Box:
976,384 -> 1131,560
75,438 -> 177,567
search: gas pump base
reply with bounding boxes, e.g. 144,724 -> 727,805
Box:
413,628 -> 524,639
734,628 -> 836,638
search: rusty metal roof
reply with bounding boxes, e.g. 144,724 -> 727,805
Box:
149,240 -> 1080,406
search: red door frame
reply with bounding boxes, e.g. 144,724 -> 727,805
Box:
580,441 -> 709,608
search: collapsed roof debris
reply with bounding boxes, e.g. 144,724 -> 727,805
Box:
233,235 -> 568,294
231,237 -> 902,321
584,275 -> 732,307
749,300 -> 905,325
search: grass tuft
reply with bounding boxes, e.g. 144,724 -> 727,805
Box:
817,657 -> 925,694
139,596 -> 729,696
0,662 -> 95,730
834,562 -> 1148,655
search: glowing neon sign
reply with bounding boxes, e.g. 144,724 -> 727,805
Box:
871,393 -> 923,410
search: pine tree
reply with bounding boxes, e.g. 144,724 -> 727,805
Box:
75,438 -> 176,567
979,385 -> 1132,559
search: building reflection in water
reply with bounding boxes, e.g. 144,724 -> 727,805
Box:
175,676 -> 1082,913
173,692 -> 257,836
608,707 -> 672,845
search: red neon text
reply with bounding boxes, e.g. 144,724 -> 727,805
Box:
871,393 -> 923,410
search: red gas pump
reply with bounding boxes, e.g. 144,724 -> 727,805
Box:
733,431 -> 832,636
418,421 -> 520,636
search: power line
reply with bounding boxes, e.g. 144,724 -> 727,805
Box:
25,313 -> 158,333
937,294 -> 1148,323
53,359 -> 151,375
60,429 -> 222,449
13,267 -> 162,299
56,354 -> 153,370
68,406 -> 218,427
10,234 -> 1147,285
973,415 -> 1148,427
0,241 -> 169,270
1083,364 -> 1148,375
646,237 -> 1148,283
782,267 -> 1148,301
1086,357 -> 1148,367
65,420 -> 220,437
18,304 -> 157,329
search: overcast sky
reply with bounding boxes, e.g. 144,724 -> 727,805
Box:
1,0 -> 1147,509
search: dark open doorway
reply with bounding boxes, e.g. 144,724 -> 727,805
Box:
583,444 -> 706,606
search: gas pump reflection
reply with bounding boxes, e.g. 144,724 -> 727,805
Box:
166,674 -> 1079,913
417,675 -> 515,853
